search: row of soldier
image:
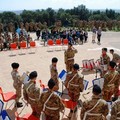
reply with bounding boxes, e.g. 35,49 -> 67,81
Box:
10,43 -> 120,120
0,31 -> 33,51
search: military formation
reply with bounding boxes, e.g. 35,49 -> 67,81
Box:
10,44 -> 120,120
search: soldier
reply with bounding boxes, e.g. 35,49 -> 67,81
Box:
65,64 -> 84,117
92,26 -> 97,43
97,27 -> 102,45
81,85 -> 109,120
50,57 -> 59,89
64,43 -> 78,72
110,49 -> 120,63
38,79 -> 64,120
0,23 -> 3,34
11,63 -> 23,108
102,61 -> 120,101
65,64 -> 84,102
110,97 -> 120,120
100,48 -> 110,77
25,22 -> 29,32
0,35 -> 3,51
23,71 -> 41,118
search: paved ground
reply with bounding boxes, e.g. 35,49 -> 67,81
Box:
0,32 -> 120,120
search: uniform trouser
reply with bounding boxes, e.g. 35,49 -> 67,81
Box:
97,35 -> 101,42
29,103 -> 40,118
103,90 -> 114,101
14,85 -> 22,102
66,59 -> 74,72
68,91 -> 80,102
45,114 -> 60,120
52,78 -> 59,90
114,86 -> 119,98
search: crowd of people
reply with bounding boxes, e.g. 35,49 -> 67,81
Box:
0,26 -> 102,51
9,41 -> 120,120
0,29 -> 33,51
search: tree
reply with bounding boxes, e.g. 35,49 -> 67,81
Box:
89,13 -> 109,21
106,9 -> 116,20
1,12 -> 17,23
20,10 -> 34,23
46,8 -> 56,26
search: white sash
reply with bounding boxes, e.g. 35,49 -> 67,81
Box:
67,73 -> 77,88
26,83 -> 36,101
108,71 -> 117,85
43,92 -> 59,111
117,111 -> 120,119
83,99 -> 102,120
67,57 -> 74,61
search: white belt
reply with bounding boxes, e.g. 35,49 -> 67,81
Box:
87,112 -> 101,116
67,58 -> 74,60
29,97 -> 36,101
83,112 -> 102,120
45,105 -> 59,110
69,83 -> 79,87
117,112 -> 120,119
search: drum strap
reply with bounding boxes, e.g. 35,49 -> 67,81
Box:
108,72 -> 117,85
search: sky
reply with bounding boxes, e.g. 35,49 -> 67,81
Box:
0,0 -> 120,11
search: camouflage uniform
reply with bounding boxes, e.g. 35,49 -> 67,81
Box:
112,53 -> 120,63
50,64 -> 59,87
110,98 -> 120,120
64,48 -> 77,72
25,22 -> 29,32
0,36 -> 3,51
23,81 -> 41,118
81,95 -> 109,120
65,72 -> 84,102
20,22 -> 24,29
8,22 -> 15,32
0,23 -> 3,33
11,70 -> 22,102
38,90 -> 64,120
102,70 -> 120,101
19,35 -> 25,42
100,54 -> 110,77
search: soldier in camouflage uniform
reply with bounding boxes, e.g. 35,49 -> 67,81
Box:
0,23 -> 3,34
65,64 -> 84,117
100,48 -> 110,77
81,85 -> 109,120
12,32 -> 19,43
0,34 -> 3,51
110,49 -> 120,63
110,97 -> 120,120
8,22 -> 15,32
50,57 -> 59,89
64,43 -> 78,72
23,71 -> 41,118
102,61 -> 120,101
38,79 -> 64,120
25,22 -> 29,32
65,64 -> 84,102
11,63 -> 23,108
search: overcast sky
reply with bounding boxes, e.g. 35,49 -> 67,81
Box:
0,0 -> 120,11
